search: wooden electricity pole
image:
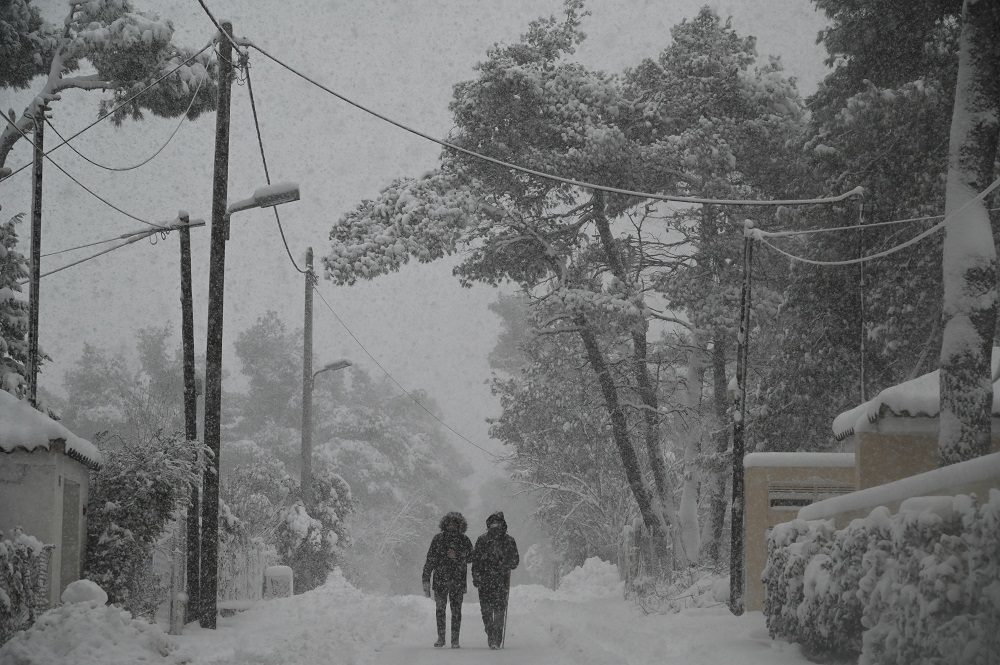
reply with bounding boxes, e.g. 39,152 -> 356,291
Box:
200,22 -> 234,629
178,212 -> 200,624
729,221 -> 754,616
27,115 -> 44,406
301,247 -> 315,506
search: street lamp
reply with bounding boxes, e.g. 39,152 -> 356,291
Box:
302,358 -> 351,506
226,181 -> 300,215
201,182 -> 300,629
314,359 -> 352,381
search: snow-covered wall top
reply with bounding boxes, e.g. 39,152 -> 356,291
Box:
796,451 -> 1000,521
744,452 -> 855,468
832,347 -> 1000,441
0,391 -> 102,469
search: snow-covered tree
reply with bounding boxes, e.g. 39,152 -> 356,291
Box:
753,0 -> 1000,466
0,213 -> 30,397
937,0 -> 1000,464
0,0 -> 46,90
0,0 -> 218,169
325,3 -> 809,572
84,431 -> 207,617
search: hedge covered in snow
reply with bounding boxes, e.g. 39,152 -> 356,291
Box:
0,529 -> 45,645
762,490 -> 1000,664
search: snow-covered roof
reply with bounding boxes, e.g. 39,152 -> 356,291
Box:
0,391 -> 102,469
744,452 -> 855,468
832,348 -> 1000,441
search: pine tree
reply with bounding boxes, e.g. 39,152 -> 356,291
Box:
0,213 -> 30,397
0,0 -> 218,168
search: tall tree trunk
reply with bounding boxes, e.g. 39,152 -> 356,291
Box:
939,0 -> 1000,466
678,340 -> 705,563
700,337 -> 730,564
589,192 -> 682,565
574,315 -> 672,563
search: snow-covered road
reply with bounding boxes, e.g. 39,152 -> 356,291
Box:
1,562 -> 812,665
168,566 -> 810,665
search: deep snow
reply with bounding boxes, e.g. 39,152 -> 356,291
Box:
1,559 -> 813,665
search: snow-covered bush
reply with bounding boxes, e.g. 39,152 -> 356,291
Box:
763,491 -> 1000,664
761,518 -> 833,644
0,528 -> 44,644
276,468 -> 353,593
860,494 -> 1000,665
222,443 -> 353,594
84,432 -> 206,618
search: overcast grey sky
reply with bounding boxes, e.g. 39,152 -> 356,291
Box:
1,0 -> 830,484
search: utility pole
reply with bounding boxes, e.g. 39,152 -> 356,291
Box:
729,220 -> 754,616
200,22 -> 234,630
301,247 -> 315,506
27,113 -> 44,406
178,212 -> 200,624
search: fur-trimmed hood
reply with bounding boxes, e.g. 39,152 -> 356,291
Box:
439,511 -> 468,533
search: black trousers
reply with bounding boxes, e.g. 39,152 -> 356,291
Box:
479,585 -> 509,645
434,587 -> 464,640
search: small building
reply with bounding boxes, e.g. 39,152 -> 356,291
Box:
0,391 -> 102,607
832,363 -> 1000,489
745,355 -> 1000,611
744,452 -> 856,611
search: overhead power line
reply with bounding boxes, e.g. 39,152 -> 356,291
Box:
754,176 -> 1000,266
23,219 -> 206,282
247,40 -> 863,208
44,76 -> 205,173
0,116 -> 168,229
312,285 -> 501,460
0,42 -> 212,182
244,61 -> 307,274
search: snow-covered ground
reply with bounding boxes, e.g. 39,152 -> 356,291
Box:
1,560 -> 809,665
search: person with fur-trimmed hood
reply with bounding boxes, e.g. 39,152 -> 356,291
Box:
422,511 -> 473,648
471,511 -> 519,649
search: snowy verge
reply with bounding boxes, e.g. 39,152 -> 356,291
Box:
0,600 -> 180,665
173,569 -> 426,665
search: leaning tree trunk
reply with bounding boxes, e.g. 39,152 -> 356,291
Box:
574,314 -> 673,565
589,192 -> 683,566
938,0 -> 1000,466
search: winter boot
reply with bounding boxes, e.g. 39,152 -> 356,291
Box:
434,633 -> 445,648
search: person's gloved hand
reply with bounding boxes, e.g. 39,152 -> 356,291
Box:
423,582 -> 431,598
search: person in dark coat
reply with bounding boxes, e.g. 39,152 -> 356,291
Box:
422,511 -> 473,648
471,511 -> 519,649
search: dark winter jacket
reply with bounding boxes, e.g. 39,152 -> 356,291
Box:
422,512 -> 474,592
471,511 -> 519,593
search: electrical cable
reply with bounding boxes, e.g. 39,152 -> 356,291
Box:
19,230 -> 154,283
757,211 -> 944,238
0,43 -> 212,182
1,116 -> 168,229
247,41 -> 864,208
43,77 -> 204,173
312,285 -> 500,459
753,176 -> 1000,266
244,60 -> 308,274
26,218 -> 204,279
41,219 -> 203,257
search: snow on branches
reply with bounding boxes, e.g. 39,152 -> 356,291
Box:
0,0 -> 218,168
